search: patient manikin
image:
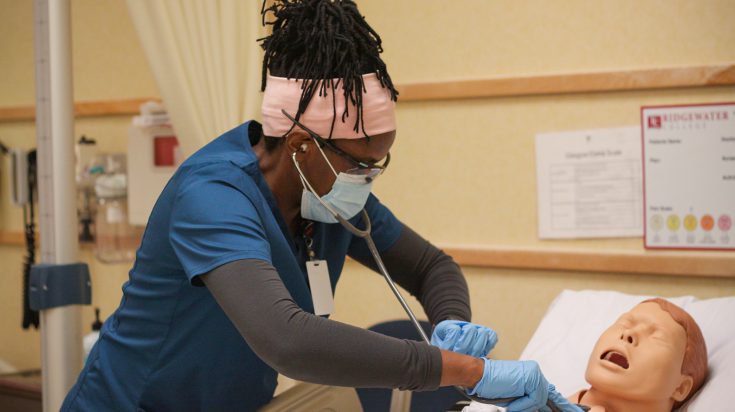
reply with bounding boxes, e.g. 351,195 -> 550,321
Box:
462,298 -> 708,412
569,298 -> 708,412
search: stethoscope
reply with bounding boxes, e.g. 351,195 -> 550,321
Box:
291,150 -> 578,412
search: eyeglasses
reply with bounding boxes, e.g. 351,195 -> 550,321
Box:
281,109 -> 390,182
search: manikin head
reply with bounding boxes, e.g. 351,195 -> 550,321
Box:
585,298 -> 708,410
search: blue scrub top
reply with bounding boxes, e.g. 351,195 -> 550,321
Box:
61,121 -> 403,412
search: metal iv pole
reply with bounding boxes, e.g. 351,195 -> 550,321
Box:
32,1 -> 90,411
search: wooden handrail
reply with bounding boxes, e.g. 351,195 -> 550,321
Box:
398,64 -> 735,101
0,231 -> 25,245
441,245 -> 735,278
0,97 -> 159,122
1,65 -> 734,122
1,230 -> 731,277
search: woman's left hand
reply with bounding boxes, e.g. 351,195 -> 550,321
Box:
431,320 -> 498,357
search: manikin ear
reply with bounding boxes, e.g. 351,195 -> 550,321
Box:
671,374 -> 694,402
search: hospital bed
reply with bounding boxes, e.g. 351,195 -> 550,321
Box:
259,381 -> 363,412
261,290 -> 735,412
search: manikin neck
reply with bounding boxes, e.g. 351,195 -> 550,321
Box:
581,387 -> 676,412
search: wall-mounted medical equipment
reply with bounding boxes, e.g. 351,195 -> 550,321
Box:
93,154 -> 140,263
10,149 -> 30,206
7,147 -> 41,329
1,143 -> 40,330
33,1 -> 89,408
83,308 -> 103,364
75,135 -> 98,242
128,101 -> 180,225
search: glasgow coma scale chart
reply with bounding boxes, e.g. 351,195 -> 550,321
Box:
550,160 -> 642,233
536,126 -> 643,239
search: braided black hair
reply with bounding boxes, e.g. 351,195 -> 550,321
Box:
259,0 -> 398,139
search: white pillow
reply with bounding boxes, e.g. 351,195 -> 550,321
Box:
519,289 -> 735,411
676,296 -> 735,411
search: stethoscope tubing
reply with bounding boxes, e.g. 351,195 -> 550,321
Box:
293,153 -> 565,410
337,212 -> 529,408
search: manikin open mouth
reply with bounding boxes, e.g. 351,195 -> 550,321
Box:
601,350 -> 629,369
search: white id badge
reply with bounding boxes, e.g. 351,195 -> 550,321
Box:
306,260 -> 334,316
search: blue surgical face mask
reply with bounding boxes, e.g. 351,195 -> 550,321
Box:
291,149 -> 375,224
299,172 -> 373,223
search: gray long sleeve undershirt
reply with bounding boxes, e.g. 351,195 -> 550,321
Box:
350,224 -> 471,325
200,225 -> 470,391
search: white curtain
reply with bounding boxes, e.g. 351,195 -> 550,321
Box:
126,0 -> 267,156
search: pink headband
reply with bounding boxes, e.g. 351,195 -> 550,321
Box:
261,73 -> 396,139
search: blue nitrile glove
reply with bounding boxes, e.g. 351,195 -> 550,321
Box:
468,358 -> 583,412
431,320 -> 498,357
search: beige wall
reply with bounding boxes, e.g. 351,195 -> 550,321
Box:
360,0 -> 735,82
1,0 -> 734,374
